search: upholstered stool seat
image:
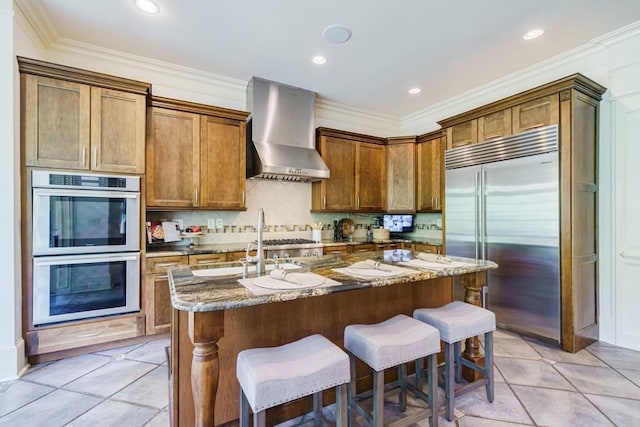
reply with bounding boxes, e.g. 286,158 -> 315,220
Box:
236,334 -> 350,427
414,301 -> 496,421
344,314 -> 441,427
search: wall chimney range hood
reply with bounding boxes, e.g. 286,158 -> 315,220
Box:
246,77 -> 330,182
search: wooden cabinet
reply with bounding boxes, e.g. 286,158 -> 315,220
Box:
446,120 -> 477,149
478,109 -> 512,141
416,130 -> 444,212
413,243 -> 442,254
20,58 -> 149,173
323,244 -> 349,255
146,97 -> 249,210
438,74 -> 606,352
512,94 -> 559,134
188,253 -> 227,266
312,128 -> 386,212
145,255 -> 188,335
386,137 -> 416,212
350,243 -> 376,253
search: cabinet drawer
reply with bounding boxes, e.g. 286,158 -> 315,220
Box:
350,243 -> 376,253
189,253 -> 227,266
413,244 -> 441,254
324,245 -> 349,254
146,255 -> 188,274
227,250 -> 256,261
26,314 -> 145,356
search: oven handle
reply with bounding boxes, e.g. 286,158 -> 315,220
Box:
32,188 -> 140,198
33,252 -> 141,265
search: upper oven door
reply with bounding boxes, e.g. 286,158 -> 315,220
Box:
33,188 -> 140,255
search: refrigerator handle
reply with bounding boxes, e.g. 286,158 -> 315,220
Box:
482,285 -> 489,309
482,169 -> 487,262
475,170 -> 480,261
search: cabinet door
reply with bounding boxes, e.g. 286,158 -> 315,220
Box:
200,115 -> 246,209
146,108 -> 200,207
478,109 -> 512,142
414,243 -> 441,254
446,120 -> 477,149
188,253 -> 227,266
512,94 -> 560,134
24,75 -> 90,169
386,143 -> 415,212
356,142 -> 386,211
320,137 -> 356,210
145,275 -> 172,335
91,87 -> 146,173
416,137 -> 443,211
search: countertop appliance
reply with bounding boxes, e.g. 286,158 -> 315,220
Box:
261,238 -> 324,259
31,170 -> 141,326
245,76 -> 330,182
445,125 -> 560,342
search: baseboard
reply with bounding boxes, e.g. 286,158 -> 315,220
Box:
0,338 -> 28,381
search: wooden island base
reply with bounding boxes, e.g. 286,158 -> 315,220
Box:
171,276 -> 455,426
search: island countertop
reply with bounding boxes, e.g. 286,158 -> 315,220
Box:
168,250 -> 497,313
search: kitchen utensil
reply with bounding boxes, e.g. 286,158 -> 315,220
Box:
341,218 -> 355,237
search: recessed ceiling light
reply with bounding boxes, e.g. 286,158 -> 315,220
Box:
523,28 -> 544,40
409,87 -> 422,95
323,24 -> 352,44
134,0 -> 160,14
312,55 -> 327,65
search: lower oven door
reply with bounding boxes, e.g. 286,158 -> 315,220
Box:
33,252 -> 140,326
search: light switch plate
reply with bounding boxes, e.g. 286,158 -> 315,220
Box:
216,218 -> 224,229
207,219 -> 216,229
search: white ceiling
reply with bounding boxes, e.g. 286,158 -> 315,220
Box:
26,0 -> 640,117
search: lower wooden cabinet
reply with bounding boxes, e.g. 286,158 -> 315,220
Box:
350,243 -> 376,253
413,243 -> 442,254
188,253 -> 227,266
323,244 -> 349,255
25,314 -> 145,356
145,255 -> 188,335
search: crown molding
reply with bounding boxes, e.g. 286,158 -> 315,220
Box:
13,0 -> 57,48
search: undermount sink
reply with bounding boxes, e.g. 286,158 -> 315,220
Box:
192,262 -> 302,277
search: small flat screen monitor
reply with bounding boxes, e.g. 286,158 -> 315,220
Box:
383,214 -> 414,233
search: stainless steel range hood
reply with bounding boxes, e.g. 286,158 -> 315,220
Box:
246,77 -> 330,182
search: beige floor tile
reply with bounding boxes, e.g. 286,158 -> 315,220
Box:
554,363 -> 640,400
585,394 -> 640,426
452,382 -> 532,424
144,410 -> 170,427
64,359 -> 155,398
511,385 -> 614,426
619,368 -> 640,387
587,342 -> 640,370
493,337 -> 540,360
0,380 -> 54,417
125,338 -> 170,365
525,338 -> 608,366
457,415 -> 534,426
21,354 -> 111,388
67,399 -> 158,427
112,366 -> 169,409
0,389 -> 101,427
495,357 -> 575,390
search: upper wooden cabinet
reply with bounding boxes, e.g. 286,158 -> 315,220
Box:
146,97 -> 249,210
478,108 -> 512,142
386,136 -> 416,212
512,94 -> 559,134
312,128 -> 386,212
19,57 -> 149,174
415,130 -> 444,212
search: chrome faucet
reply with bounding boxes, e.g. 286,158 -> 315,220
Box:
245,208 -> 267,275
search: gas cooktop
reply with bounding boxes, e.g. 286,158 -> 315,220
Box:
261,238 -> 317,246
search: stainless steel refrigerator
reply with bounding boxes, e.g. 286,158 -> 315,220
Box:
445,125 -> 561,342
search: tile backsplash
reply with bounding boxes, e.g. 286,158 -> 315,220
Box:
146,179 -> 443,246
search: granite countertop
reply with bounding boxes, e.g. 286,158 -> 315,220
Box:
168,250 -> 496,313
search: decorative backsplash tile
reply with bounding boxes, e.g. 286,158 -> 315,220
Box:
146,179 -> 443,246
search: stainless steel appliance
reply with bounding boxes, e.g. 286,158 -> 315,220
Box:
32,170 -> 141,255
31,170 -> 141,325
32,252 -> 141,325
445,125 -> 561,342
262,239 -> 324,259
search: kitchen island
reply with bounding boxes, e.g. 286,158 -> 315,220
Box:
168,250 -> 497,426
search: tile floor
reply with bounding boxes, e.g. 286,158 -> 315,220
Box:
1,330 -> 640,426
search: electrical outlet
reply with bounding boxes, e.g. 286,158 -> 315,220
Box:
216,218 -> 224,229
174,218 -> 184,230
207,219 -> 216,229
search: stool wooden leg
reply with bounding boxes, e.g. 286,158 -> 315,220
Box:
444,342 -> 455,422
427,353 -> 439,427
485,332 -> 495,402
348,355 -> 357,427
398,363 -> 407,412
454,341 -> 462,383
336,383 -> 347,427
372,370 -> 384,427
240,389 -> 250,427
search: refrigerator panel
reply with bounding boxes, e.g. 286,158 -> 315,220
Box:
445,165 -> 480,260
482,152 -> 560,342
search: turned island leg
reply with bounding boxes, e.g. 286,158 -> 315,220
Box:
188,311 -> 225,427
459,271 -> 486,382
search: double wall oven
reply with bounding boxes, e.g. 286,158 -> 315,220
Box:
31,170 -> 141,325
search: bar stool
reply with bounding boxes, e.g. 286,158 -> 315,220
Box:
413,301 -> 496,421
344,314 -> 441,427
236,334 -> 350,427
